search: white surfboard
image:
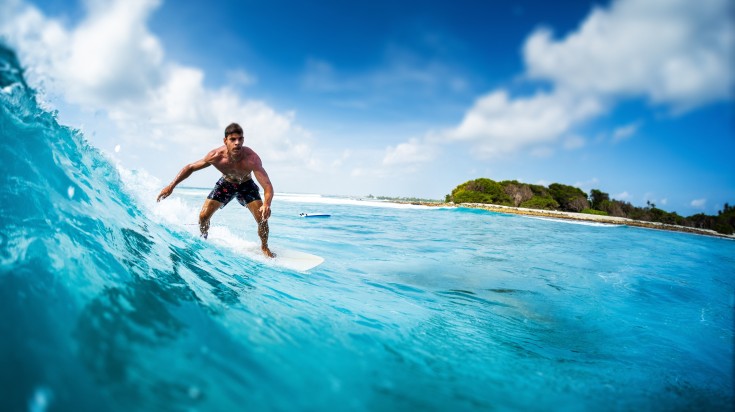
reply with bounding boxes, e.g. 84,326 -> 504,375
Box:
271,248 -> 325,271
204,226 -> 324,272
239,244 -> 324,271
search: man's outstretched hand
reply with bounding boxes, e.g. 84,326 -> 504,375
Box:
157,185 -> 173,202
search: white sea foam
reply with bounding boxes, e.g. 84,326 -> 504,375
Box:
206,225 -> 269,262
276,193 -> 433,209
174,186 -> 435,210
523,215 -> 619,227
116,165 -> 200,230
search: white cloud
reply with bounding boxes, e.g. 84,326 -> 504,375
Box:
64,0 -> 164,105
350,166 -> 390,179
1,0 -> 315,172
383,138 -> 437,166
446,90 -> 603,156
433,0 -> 733,159
0,1 -> 68,85
524,0 -> 733,111
616,191 -> 631,200
301,45 -> 469,100
331,150 -> 352,168
226,69 -> 257,88
564,135 -> 586,149
611,122 -> 640,143
690,198 -> 707,208
530,146 -> 554,158
301,58 -> 339,92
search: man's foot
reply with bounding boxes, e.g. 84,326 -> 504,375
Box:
200,232 -> 208,240
262,246 -> 276,258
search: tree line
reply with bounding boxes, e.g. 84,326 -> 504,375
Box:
446,178 -> 735,235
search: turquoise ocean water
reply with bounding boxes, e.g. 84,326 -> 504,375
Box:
2,44 -> 734,411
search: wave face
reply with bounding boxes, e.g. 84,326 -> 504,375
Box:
0,44 -> 273,411
2,42 -> 735,412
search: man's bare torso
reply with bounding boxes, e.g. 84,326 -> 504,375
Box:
206,145 -> 257,183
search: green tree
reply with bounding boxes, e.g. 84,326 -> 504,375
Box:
714,203 -> 735,234
452,189 -> 494,204
500,180 -> 534,207
548,183 -> 589,212
450,178 -> 511,205
589,189 -> 610,210
520,196 -> 560,210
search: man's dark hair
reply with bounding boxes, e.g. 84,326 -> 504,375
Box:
224,123 -> 243,137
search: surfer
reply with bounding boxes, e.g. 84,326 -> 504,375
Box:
156,123 -> 276,258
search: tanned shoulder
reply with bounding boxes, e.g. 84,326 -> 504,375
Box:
204,146 -> 225,163
245,148 -> 261,162
246,150 -> 264,170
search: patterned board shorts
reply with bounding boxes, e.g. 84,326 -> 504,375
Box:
206,177 -> 261,208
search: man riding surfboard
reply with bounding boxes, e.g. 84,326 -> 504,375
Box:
156,122 -> 275,257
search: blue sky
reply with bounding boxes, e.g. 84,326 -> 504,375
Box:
2,0 -> 733,215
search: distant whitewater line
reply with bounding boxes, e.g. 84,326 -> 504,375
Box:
175,187 -> 435,210
523,216 -> 619,228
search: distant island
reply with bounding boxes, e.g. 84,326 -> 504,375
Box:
374,178 -> 735,238
443,178 -> 735,236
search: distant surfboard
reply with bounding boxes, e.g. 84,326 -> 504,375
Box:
299,213 -> 331,218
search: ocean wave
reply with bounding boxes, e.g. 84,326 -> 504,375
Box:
0,42 -> 270,410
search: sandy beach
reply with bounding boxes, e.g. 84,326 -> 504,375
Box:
398,201 -> 735,240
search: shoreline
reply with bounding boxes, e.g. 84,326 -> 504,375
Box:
395,201 -> 735,240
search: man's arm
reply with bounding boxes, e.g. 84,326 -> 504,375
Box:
251,155 -> 274,220
157,158 -> 211,202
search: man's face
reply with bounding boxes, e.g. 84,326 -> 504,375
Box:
225,133 -> 244,154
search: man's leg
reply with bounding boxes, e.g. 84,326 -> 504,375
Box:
246,200 -> 275,258
199,199 -> 222,239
